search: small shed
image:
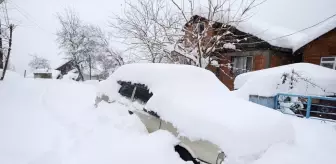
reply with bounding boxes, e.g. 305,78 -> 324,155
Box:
30,69 -> 61,79
34,72 -> 52,79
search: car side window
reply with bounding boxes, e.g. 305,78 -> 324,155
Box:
118,81 -> 135,98
143,108 -> 160,118
118,81 -> 153,103
133,83 -> 153,103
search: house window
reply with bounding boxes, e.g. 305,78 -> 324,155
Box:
232,56 -> 253,76
320,57 -> 336,70
197,22 -> 205,34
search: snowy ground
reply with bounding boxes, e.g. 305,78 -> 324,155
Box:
1,70 -> 336,164
0,72 -> 185,164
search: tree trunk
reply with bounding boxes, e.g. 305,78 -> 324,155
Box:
75,64 -> 84,81
0,20 -> 3,69
0,25 -> 13,80
89,55 -> 92,80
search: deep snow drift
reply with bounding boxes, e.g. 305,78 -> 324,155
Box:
97,63 -> 295,162
0,71 -> 185,164
1,69 -> 336,164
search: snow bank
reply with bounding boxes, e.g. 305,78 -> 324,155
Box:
0,77 -> 185,164
0,69 -> 22,80
83,80 -> 100,85
234,63 -> 336,99
97,63 -> 295,162
251,117 -> 336,164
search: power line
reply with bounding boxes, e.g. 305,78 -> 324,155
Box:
239,13 -> 336,46
8,1 -> 57,36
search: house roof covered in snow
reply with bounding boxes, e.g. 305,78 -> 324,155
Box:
193,0 -> 336,52
33,68 -> 53,74
234,63 -> 336,99
55,60 -> 73,70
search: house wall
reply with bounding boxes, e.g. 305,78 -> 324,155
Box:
184,19 -> 215,49
207,56 -> 234,89
269,50 -> 295,67
208,50 -> 270,90
303,28 -> 336,64
208,50 -> 295,90
34,73 -> 52,79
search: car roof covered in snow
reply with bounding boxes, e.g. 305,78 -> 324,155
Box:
234,63 -> 336,99
102,63 -> 229,93
97,63 -> 294,161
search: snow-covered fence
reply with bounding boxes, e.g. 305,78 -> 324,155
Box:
274,93 -> 336,122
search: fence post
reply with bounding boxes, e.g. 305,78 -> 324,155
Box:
274,94 -> 278,109
306,97 -> 312,118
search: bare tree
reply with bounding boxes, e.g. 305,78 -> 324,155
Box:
28,55 -> 51,70
0,0 -> 15,80
57,9 -> 126,80
96,27 -> 125,67
87,26 -> 126,80
170,0 -> 260,69
95,51 -> 123,79
56,9 -> 88,81
110,0 -> 181,63
0,23 -> 13,80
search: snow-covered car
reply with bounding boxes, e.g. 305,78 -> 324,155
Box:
96,63 -> 294,164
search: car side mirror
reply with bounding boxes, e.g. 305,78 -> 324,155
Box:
216,152 -> 226,164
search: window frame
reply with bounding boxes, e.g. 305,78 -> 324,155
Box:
320,57 -> 336,69
232,56 -> 253,76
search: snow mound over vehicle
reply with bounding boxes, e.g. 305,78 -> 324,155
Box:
234,63 -> 336,99
0,77 -> 185,164
98,63 -> 295,162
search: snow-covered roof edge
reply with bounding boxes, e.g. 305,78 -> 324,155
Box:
190,0 -> 336,53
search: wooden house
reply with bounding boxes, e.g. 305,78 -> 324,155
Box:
182,15 -> 336,90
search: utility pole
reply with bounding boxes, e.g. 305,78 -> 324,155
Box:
0,19 -> 3,69
0,24 -> 13,80
0,0 -> 4,68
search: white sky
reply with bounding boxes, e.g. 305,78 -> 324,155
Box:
7,0 -> 125,74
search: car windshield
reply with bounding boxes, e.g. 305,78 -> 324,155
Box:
118,81 -> 153,103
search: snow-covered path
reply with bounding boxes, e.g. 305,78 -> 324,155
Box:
1,72 -> 336,164
0,75 -> 185,164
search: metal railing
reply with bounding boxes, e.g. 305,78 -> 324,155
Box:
274,93 -> 336,122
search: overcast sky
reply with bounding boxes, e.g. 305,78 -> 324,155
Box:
5,0 -> 336,74
7,0 -> 125,73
